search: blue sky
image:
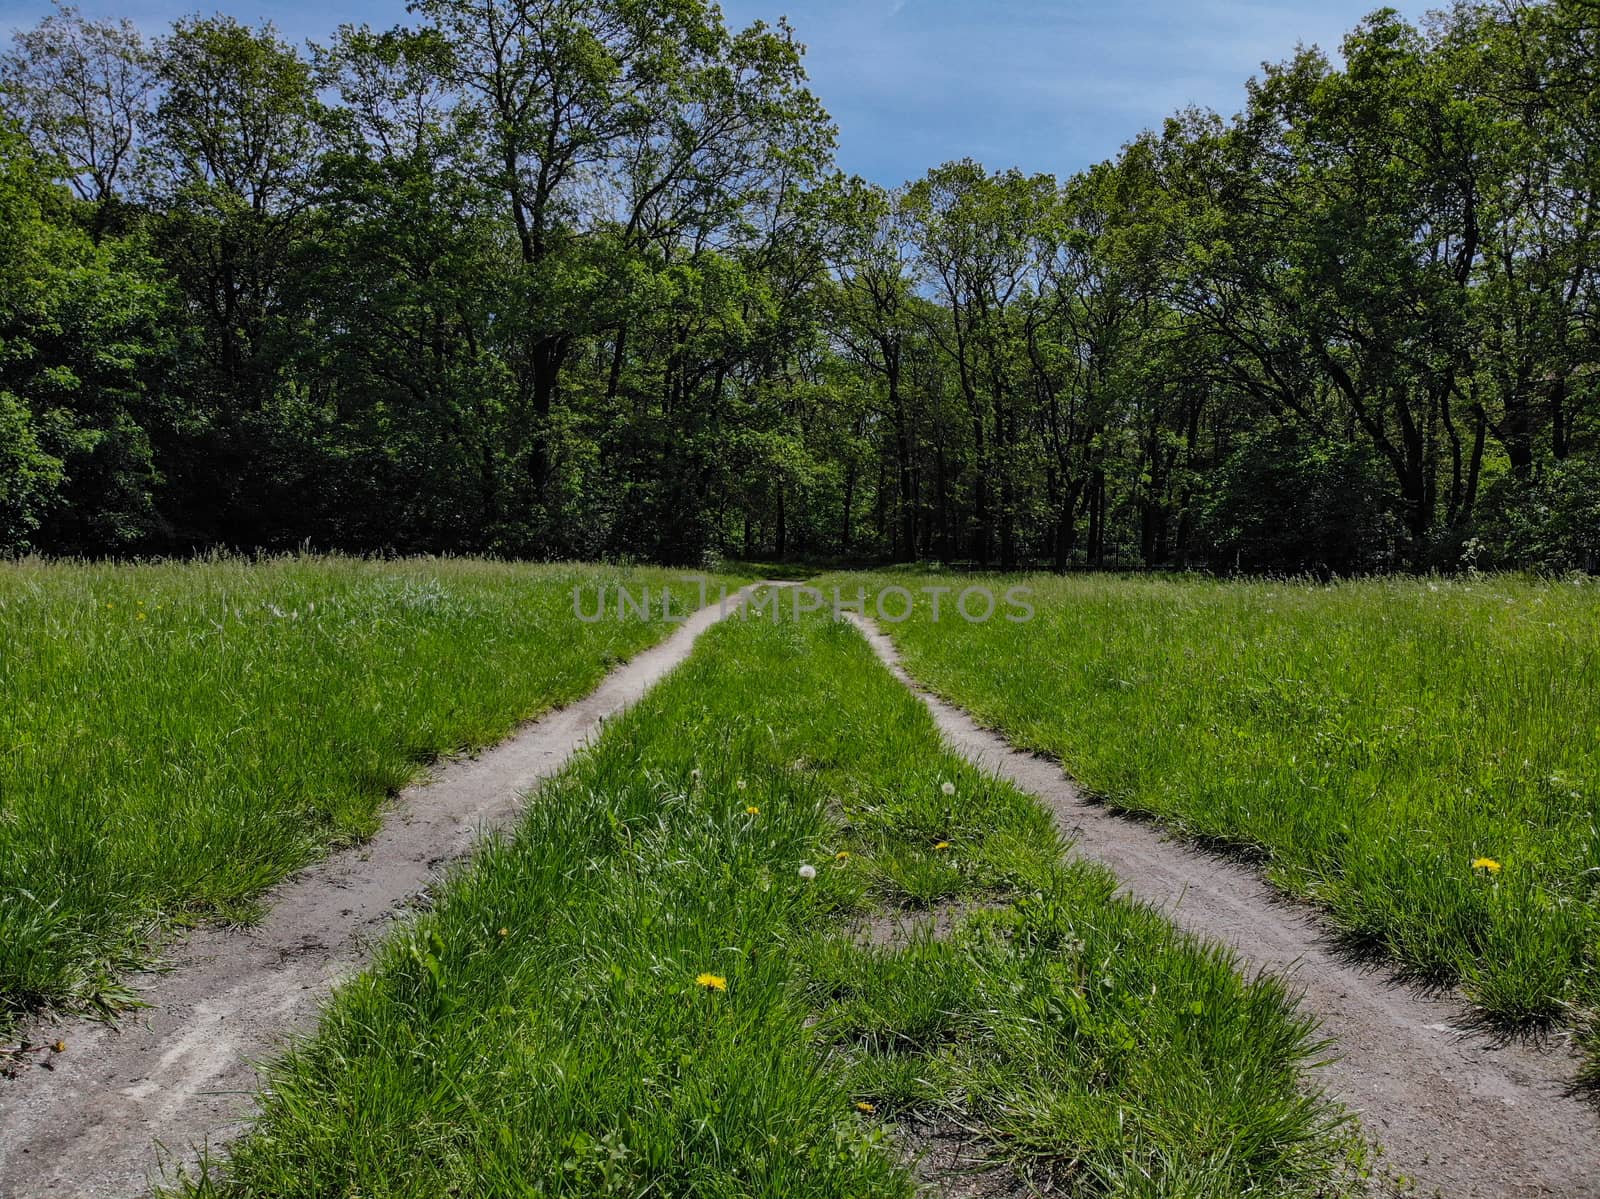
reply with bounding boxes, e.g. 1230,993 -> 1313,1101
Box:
2,0 -> 1424,184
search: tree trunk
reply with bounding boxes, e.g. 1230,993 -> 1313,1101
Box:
1088,470 -> 1106,568
889,357 -> 916,561
1550,376 -> 1570,461
1053,479 -> 1083,572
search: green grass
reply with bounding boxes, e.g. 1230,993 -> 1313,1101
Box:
170,612 -> 1364,1198
0,556 -> 744,1024
825,572 -> 1600,1063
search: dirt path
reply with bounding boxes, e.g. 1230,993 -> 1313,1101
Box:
848,613 -> 1600,1199
0,583 -> 781,1199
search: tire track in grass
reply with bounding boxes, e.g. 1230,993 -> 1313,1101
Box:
141,610 -> 1359,1199
846,612 -> 1600,1199
0,583 -> 789,1199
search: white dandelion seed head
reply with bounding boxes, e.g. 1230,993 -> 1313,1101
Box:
940,781 -> 956,797
798,864 -> 817,881
735,779 -> 747,791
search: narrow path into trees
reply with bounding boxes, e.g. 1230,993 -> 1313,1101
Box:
847,613 -> 1600,1199
0,585 -> 778,1199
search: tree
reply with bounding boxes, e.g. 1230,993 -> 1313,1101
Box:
0,0 -> 1595,574
0,114 -> 169,553
145,16 -> 327,546
0,4 -> 155,209
904,161 -> 1056,568
827,177 -> 922,558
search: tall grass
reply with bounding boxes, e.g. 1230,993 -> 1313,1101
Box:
832,572 -> 1600,1055
171,614 -> 1361,1198
0,556 -> 741,1023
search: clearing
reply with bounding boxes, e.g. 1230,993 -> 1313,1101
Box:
4,565 -> 1598,1198
151,610 -> 1365,1198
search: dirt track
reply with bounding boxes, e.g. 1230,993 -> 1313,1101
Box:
6,593 -> 1595,1199
0,584 -> 775,1199
847,612 -> 1600,1199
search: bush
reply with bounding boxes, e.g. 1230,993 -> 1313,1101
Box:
1475,459 -> 1600,574
1195,422 -> 1401,575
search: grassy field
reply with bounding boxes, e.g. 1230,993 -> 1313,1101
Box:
0,557 -> 742,1024
828,572 -> 1600,1064
170,612 -> 1364,1198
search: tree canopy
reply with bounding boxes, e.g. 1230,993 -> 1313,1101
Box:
2,0 -> 1596,571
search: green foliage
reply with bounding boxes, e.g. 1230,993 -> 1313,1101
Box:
1478,457 -> 1600,572
1198,423 -> 1401,575
0,389 -> 62,549
0,114 -> 169,553
0,4 -> 154,204
0,1 -> 1595,571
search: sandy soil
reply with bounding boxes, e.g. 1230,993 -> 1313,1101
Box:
0,583 -> 777,1199
848,612 -> 1600,1199
851,901 -> 1002,949
901,1114 -> 1035,1199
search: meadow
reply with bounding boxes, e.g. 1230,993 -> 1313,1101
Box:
831,572 -> 1600,1069
0,557 -> 741,1023
168,612 -> 1363,1198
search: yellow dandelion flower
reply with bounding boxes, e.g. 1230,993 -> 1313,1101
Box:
855,1101 -> 876,1113
498,927 -> 509,938
695,972 -> 728,992
136,613 -> 146,622
745,805 -> 760,816
1472,857 -> 1502,874
835,851 -> 851,861
934,841 -> 952,852
52,1040 -> 66,1054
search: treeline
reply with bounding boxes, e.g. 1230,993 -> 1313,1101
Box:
1,1 -> 1596,572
